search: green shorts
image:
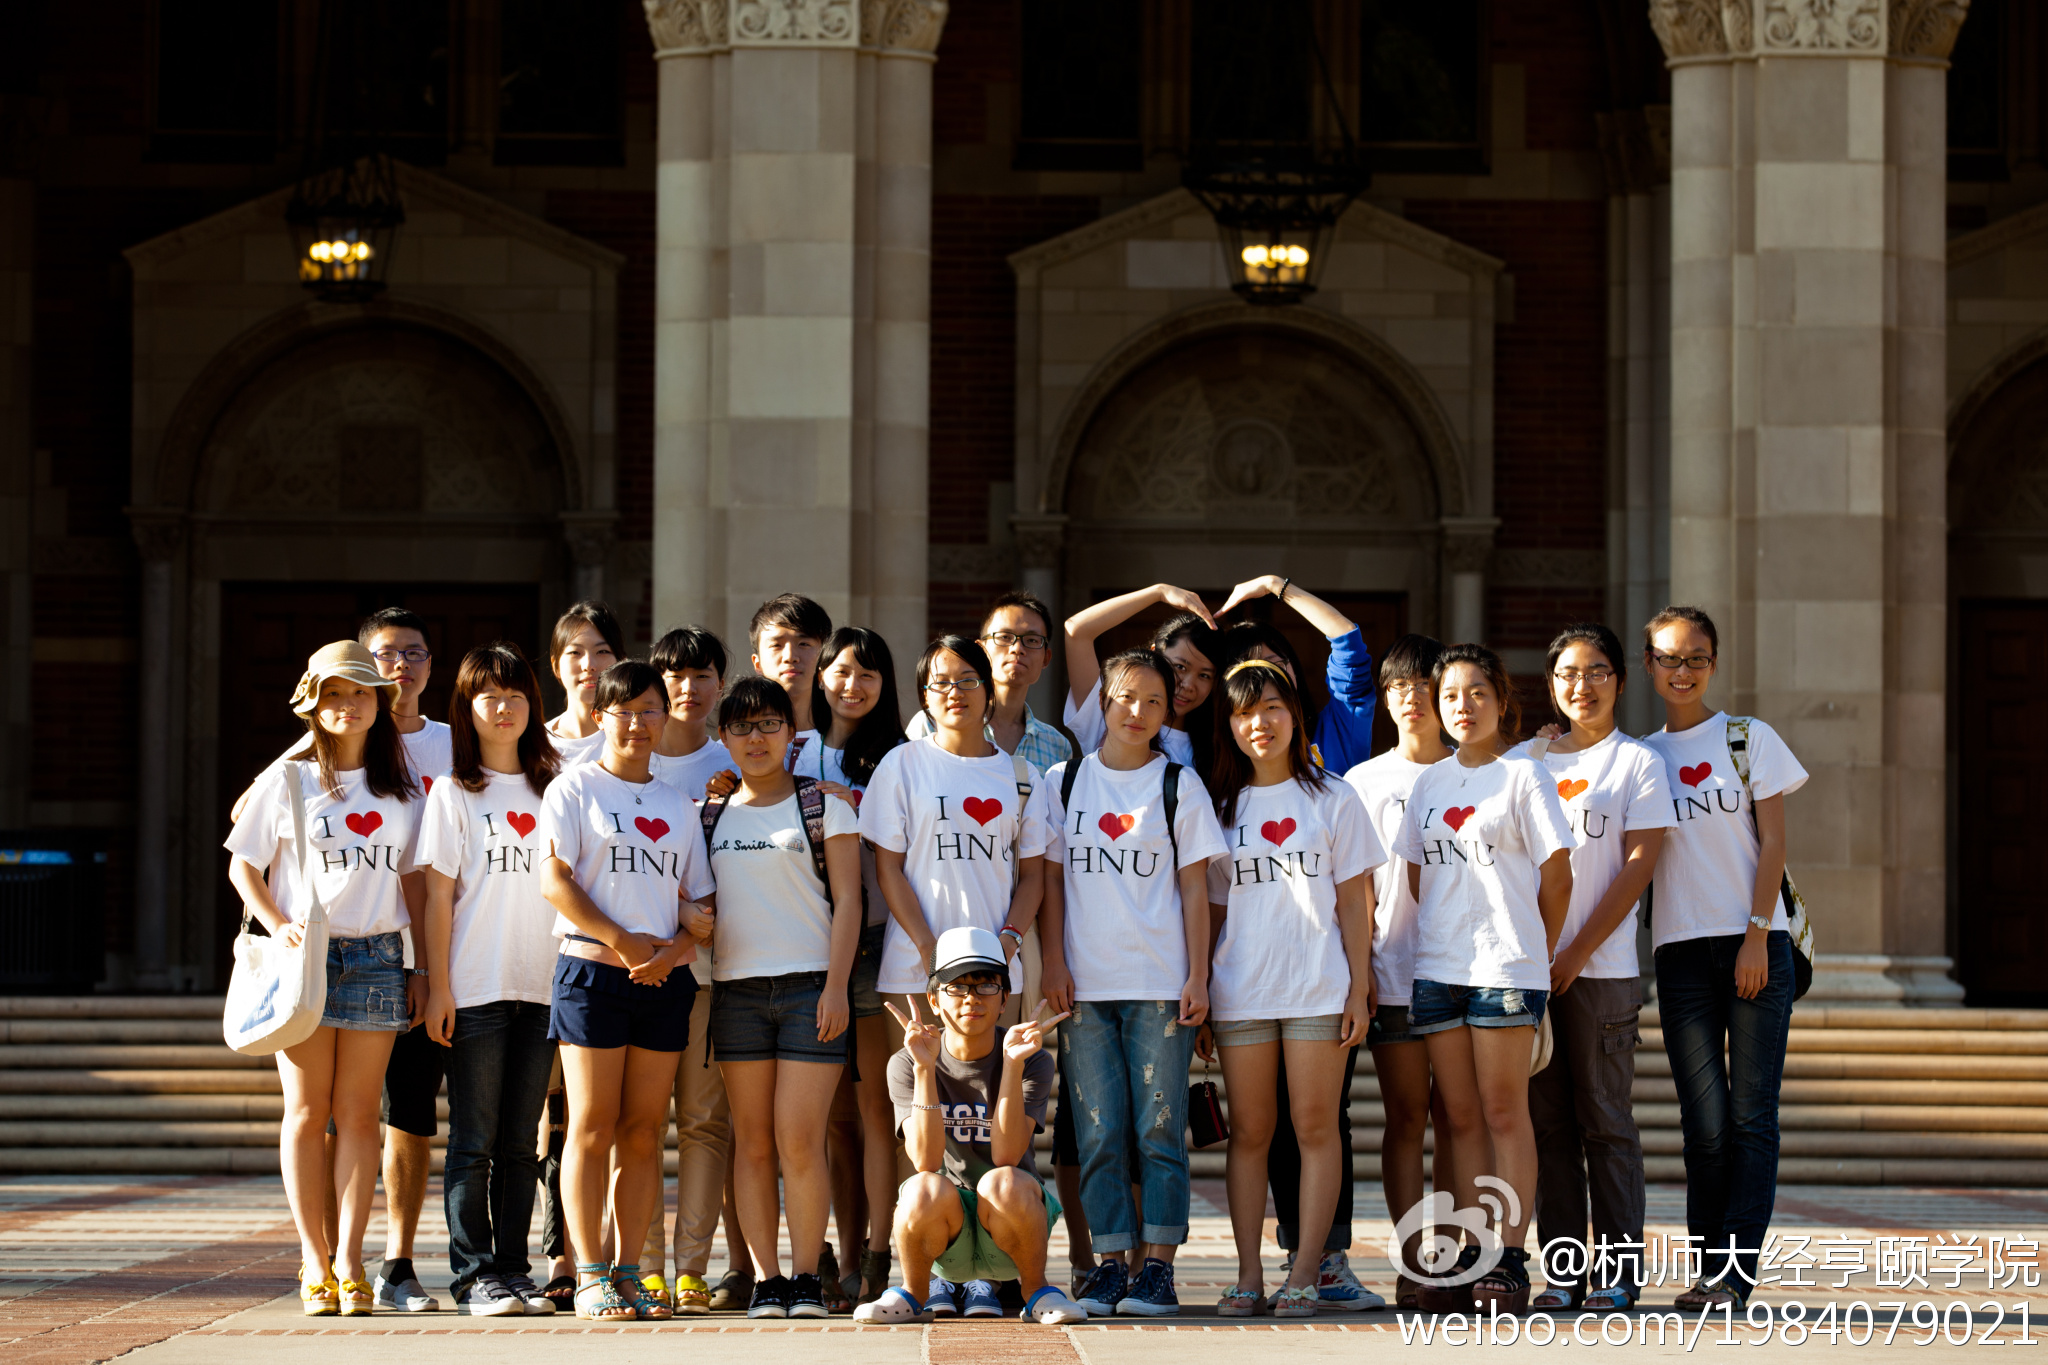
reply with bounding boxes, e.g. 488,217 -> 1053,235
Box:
922,1173 -> 1063,1284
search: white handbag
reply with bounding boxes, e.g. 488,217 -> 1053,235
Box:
223,762 -> 330,1055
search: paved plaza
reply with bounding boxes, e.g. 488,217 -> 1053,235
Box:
1,1176 -> 2042,1362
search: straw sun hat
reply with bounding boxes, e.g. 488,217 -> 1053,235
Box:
290,640 -> 400,716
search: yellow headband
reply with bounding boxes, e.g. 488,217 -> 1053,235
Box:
1226,658 -> 1289,681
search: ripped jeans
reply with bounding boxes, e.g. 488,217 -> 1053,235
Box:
1057,999 -> 1197,1253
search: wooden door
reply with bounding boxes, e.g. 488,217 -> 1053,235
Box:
214,582 -> 541,972
1088,590 -> 1409,761
1957,600 -> 2048,1005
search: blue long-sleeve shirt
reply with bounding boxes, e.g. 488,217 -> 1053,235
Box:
1311,627 -> 1377,776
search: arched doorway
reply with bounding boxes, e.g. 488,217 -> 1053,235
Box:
1048,321 -> 1456,737
1948,345 -> 2048,1006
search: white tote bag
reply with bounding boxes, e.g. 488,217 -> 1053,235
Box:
223,762 -> 330,1055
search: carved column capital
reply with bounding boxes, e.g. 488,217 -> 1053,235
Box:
643,0 -> 727,56
1888,0 -> 1969,59
1649,0 -> 1731,59
124,506 -> 188,564
732,0 -> 859,46
1757,0 -> 1884,52
1009,515 -> 1067,573
560,511 -> 620,569
861,0 -> 947,55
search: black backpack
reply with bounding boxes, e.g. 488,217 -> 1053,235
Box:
699,775 -> 830,889
1060,754 -> 1182,866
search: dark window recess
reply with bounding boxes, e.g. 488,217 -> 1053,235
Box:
1947,0 -> 2004,181
1359,0 -> 1487,174
321,0 -> 451,165
1189,0 -> 1313,152
496,0 -> 623,166
148,0 -> 280,163
1016,0 -> 1141,171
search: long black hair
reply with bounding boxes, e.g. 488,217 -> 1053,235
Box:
449,642 -> 561,798
1151,611 -> 1219,777
1209,659 -> 1326,828
1217,615 -> 1320,737
821,626 -> 905,788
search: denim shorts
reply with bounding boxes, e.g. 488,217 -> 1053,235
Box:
321,932 -> 410,1032
548,955 -> 695,1052
849,922 -> 885,1020
710,971 -> 847,1064
1367,1003 -> 1419,1046
1210,1014 -> 1343,1046
1410,979 -> 1549,1034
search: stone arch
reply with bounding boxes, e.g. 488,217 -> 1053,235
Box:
147,296 -> 586,515
1036,301 -> 1468,521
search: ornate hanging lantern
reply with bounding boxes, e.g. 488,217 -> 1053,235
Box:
286,153 -> 403,302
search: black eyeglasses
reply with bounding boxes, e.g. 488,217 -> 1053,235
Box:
371,647 -> 432,664
1650,653 -> 1714,671
724,718 -> 787,736
981,631 -> 1049,652
937,981 -> 1004,998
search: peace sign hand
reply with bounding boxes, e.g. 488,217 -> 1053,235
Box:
883,997 -> 943,1071
1003,1000 -> 1071,1064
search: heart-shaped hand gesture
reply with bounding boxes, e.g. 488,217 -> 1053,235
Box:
1002,1000 -> 1071,1064
884,996 -> 943,1070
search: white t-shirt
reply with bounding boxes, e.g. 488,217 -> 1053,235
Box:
1395,754 -> 1576,991
541,764 -> 714,941
859,737 -> 1055,994
649,742 -> 732,802
1343,751 -> 1440,1007
545,715 -> 607,768
1641,714 -> 1809,949
223,760 -> 422,939
415,769 -> 560,1008
1044,753 -> 1228,1001
1510,730 -> 1676,978
270,719 -> 452,794
1063,679 -> 1195,768
1204,777 -> 1383,1021
705,789 -> 859,981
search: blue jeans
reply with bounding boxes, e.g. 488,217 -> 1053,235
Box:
1654,931 -> 1794,1291
1057,1000 -> 1197,1253
443,1000 -> 557,1295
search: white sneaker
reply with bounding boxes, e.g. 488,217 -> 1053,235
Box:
1315,1252 -> 1386,1312
502,1273 -> 556,1315
1023,1286 -> 1088,1324
455,1275 -> 524,1317
852,1286 -> 933,1324
374,1270 -> 441,1312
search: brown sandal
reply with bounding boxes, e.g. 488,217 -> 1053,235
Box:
1468,1249 -> 1531,1315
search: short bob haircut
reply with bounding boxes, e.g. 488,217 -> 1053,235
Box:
718,673 -> 797,733
1642,604 -> 1718,658
594,659 -> 665,716
651,625 -> 729,681
1432,642 -> 1521,746
915,634 -> 994,720
1210,658 -> 1325,827
448,642 -> 561,797
550,600 -> 625,668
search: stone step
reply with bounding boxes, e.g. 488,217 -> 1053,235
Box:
0,1094 -> 290,1120
1632,1049 -> 2048,1082
0,1069 -> 281,1094
0,1044 -> 268,1070
0,997 -> 227,1019
0,1020 -> 226,1045
1650,1006 -> 2048,1032
1640,1026 -> 2048,1056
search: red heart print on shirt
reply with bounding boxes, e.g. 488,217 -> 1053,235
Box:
1098,812 -> 1136,840
635,817 -> 670,842
506,811 -> 536,839
1442,806 -> 1476,833
344,811 -> 382,838
1557,779 -> 1589,801
1260,818 -> 1297,846
1680,762 -> 1712,788
962,796 -> 1003,826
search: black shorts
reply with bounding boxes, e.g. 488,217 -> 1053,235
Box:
548,954 -> 695,1053
381,1021 -> 446,1137
1367,1003 -> 1418,1047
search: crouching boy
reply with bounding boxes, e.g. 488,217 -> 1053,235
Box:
854,927 -> 1086,1325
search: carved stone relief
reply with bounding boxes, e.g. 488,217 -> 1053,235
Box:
1649,0 -> 1730,57
198,326 -> 563,520
1066,332 -> 1428,530
1888,0 -> 1969,58
1759,0 -> 1883,50
860,0 -> 947,52
732,0 -> 857,44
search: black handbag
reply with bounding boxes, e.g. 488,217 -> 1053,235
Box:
1187,1078 -> 1230,1148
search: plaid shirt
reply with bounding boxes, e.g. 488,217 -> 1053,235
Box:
905,702 -> 1073,778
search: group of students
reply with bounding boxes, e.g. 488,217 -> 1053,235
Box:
226,578 -> 1807,1325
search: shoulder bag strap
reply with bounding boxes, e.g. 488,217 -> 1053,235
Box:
1163,761 -> 1182,869
699,790 -> 729,847
1060,753 -> 1082,810
794,776 -> 830,889
284,762 -> 326,930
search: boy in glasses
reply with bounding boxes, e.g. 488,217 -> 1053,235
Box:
853,927 -> 1085,1325
908,591 -> 1073,777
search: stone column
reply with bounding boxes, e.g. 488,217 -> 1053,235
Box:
0,169 -> 29,829
1440,517 -> 1498,645
1011,512 -> 1066,715
126,508 -> 186,988
560,510 -> 618,604
644,0 -> 945,652
1650,0 -> 1970,1003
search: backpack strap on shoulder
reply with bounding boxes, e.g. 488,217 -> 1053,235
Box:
1163,761 -> 1182,869
793,775 -> 830,889
1725,715 -> 1754,788
1060,754 -> 1082,810
1011,748 -> 1034,800
698,789 -> 729,847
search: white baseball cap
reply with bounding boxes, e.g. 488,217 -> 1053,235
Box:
928,925 -> 1011,991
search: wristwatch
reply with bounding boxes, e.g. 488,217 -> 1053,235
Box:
1747,916 -> 1772,932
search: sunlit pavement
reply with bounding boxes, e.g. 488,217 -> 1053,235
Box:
0,1176 -> 2041,1362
